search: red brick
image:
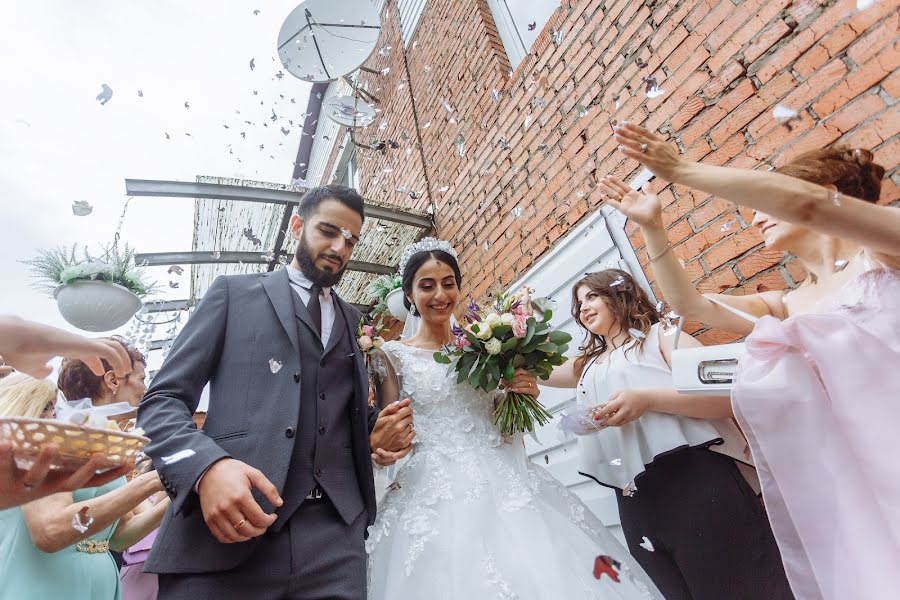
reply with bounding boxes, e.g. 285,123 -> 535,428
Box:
743,19 -> 793,64
701,229 -> 764,270
736,248 -> 785,279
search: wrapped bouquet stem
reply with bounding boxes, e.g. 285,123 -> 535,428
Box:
434,286 -> 572,436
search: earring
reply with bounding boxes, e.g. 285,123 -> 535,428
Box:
113,389 -> 118,397
410,305 -> 418,316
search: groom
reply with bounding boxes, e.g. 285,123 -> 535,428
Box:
138,185 -> 414,599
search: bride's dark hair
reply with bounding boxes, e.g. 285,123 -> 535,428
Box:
570,269 -> 659,375
401,250 -> 463,311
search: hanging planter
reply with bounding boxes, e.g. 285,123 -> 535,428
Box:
23,243 -> 159,332
385,288 -> 409,322
366,273 -> 409,322
53,280 -> 143,332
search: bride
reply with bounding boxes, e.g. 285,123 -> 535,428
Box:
365,238 -> 661,599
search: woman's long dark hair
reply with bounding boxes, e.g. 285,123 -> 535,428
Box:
570,269 -> 659,375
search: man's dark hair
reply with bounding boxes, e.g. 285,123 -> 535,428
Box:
297,184 -> 366,222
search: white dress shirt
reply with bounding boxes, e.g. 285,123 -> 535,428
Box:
286,265 -> 335,348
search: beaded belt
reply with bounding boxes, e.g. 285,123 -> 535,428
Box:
75,540 -> 109,554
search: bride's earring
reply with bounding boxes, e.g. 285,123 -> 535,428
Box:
410,304 -> 418,316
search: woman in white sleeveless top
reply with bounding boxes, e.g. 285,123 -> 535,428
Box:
543,269 -> 792,600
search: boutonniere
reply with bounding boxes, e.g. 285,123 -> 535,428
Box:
357,317 -> 387,355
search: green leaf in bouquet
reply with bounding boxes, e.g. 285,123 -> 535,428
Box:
512,354 -> 526,368
500,337 -> 518,353
468,354 -> 482,378
522,319 -> 537,346
536,342 -> 558,354
488,360 -> 501,382
464,329 -> 481,346
503,361 -> 515,381
433,352 -> 452,364
491,325 -> 512,338
548,330 -> 572,345
541,309 -> 553,323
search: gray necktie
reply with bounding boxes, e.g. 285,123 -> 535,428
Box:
307,285 -> 322,335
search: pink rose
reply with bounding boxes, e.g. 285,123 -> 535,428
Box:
362,325 -> 375,337
358,335 -> 373,352
512,315 -> 528,338
455,336 -> 471,349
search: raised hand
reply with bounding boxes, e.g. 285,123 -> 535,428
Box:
197,458 -> 282,544
597,175 -> 663,229
0,316 -> 132,379
613,123 -> 685,183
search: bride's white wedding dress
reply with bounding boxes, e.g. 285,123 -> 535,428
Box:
366,341 -> 661,599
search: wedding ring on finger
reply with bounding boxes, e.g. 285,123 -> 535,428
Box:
233,518 -> 246,530
640,143 -> 649,152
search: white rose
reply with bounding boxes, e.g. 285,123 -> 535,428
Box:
474,322 -> 493,340
485,312 -> 502,327
372,337 -> 384,349
358,335 -> 373,351
484,338 -> 502,355
500,313 -> 515,326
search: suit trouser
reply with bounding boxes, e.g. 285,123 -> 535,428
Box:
615,447 -> 794,600
157,499 -> 367,600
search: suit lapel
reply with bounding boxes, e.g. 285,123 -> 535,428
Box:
261,269 -> 301,357
323,292 -> 347,357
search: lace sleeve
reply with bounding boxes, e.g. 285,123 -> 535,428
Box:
371,347 -> 401,408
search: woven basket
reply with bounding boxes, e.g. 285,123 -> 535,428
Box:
0,416 -> 149,471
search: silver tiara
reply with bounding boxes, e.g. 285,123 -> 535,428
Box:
398,237 -> 458,276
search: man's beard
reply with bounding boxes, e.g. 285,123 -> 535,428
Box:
295,233 -> 347,288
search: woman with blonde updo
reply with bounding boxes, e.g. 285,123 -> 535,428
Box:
606,125 -> 900,598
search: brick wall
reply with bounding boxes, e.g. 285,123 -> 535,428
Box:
321,0 -> 899,343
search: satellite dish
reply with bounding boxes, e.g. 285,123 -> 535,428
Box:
277,0 -> 381,83
324,94 -> 376,128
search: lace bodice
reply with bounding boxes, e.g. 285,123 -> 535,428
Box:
380,341 -> 503,452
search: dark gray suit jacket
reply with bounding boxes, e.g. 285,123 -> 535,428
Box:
137,269 -> 377,573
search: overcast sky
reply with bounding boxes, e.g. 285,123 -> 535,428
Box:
0,1 -> 313,371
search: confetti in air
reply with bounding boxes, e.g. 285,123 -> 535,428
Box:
610,276 -> 625,287
269,358 -> 283,374
628,328 -> 646,340
71,201 -> 93,216
167,265 -> 184,276
168,281 -> 179,289
639,536 -> 655,552
249,58 -> 255,70
161,449 -> 197,465
643,76 -> 665,99
773,104 -> 801,131
527,21 -> 536,31
72,507 -> 94,533
491,89 -> 500,103
720,219 -> 736,232
95,84 -> 113,105
551,30 -> 563,44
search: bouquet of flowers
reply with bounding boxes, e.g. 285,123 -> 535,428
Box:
433,286 -> 572,435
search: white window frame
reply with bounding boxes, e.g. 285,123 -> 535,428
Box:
397,0 -> 427,47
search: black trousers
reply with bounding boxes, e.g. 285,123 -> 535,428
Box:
157,498 -> 367,600
615,448 -> 793,600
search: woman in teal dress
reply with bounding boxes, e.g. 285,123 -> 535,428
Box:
0,342 -> 166,599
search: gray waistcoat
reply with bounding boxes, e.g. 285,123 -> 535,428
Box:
273,289 -> 364,529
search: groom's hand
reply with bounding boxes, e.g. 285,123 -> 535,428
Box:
198,458 -> 283,544
370,398 -> 415,465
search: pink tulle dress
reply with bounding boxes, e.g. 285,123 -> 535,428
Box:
732,262 -> 900,599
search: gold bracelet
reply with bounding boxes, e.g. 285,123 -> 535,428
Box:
648,244 -> 672,263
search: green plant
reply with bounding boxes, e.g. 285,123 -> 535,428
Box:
365,272 -> 402,316
23,243 -> 159,298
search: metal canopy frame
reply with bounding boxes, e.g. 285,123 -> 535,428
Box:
126,178 -> 431,314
